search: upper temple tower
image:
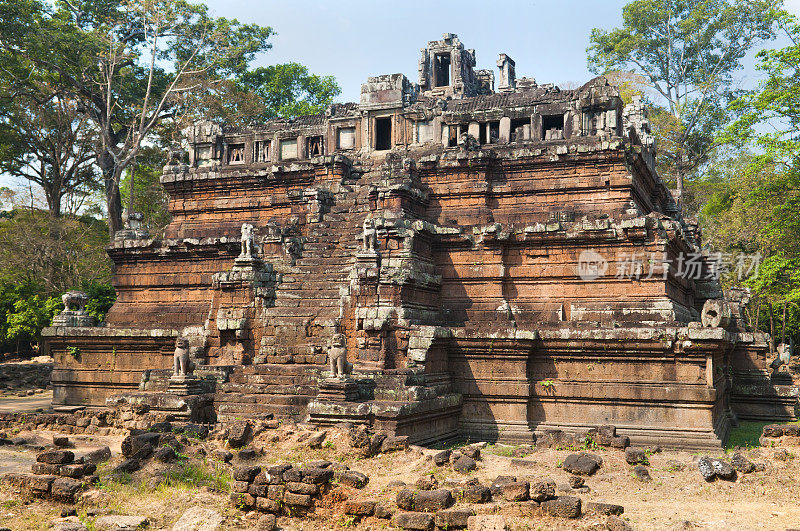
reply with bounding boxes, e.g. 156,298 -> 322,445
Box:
418,33 -> 490,98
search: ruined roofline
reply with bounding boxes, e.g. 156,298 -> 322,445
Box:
179,33 -> 667,211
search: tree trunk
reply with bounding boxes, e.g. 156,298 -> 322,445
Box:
768,301 -> 775,354
46,186 -> 62,218
99,151 -> 123,238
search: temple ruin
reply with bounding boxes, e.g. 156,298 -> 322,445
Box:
43,34 -> 797,449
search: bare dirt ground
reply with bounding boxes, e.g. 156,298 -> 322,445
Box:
0,391 -> 53,414
1,422 -> 798,531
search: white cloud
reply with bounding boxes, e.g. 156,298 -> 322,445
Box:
786,0 -> 800,16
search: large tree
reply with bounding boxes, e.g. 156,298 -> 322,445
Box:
726,13 -> 800,166
0,89 -> 98,217
587,0 -> 780,198
172,63 -> 341,130
0,0 -> 273,236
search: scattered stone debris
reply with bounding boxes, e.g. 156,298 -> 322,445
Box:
730,453 -> 756,474
562,452 -> 603,476
624,447 -> 648,465
697,456 -> 737,482
632,465 -> 651,482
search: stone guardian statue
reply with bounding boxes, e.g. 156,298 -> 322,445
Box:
328,333 -> 349,379
240,223 -> 255,259
173,337 -> 191,377
362,217 -> 378,253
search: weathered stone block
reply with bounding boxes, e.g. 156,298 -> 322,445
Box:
502,481 -> 529,501
394,511 -> 434,531
51,477 -> 83,502
529,479 -> 556,502
343,499 -> 376,516
283,491 -> 313,507
37,450 -> 74,465
541,496 -> 581,518
562,452 -> 602,476
584,501 -> 624,515
333,469 -> 368,488
435,508 -> 473,529
233,465 -> 261,482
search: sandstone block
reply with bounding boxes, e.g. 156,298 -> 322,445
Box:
529,479 -> 556,502
283,491 -> 313,507
334,469 -> 368,488
502,481 -> 529,501
584,501 -> 624,516
625,447 -> 648,465
541,496 -> 581,518
51,477 -> 83,502
562,452 -> 602,476
435,508 -> 473,529
467,515 -> 508,531
233,465 -> 261,482
172,507 -> 224,531
95,515 -> 148,530
343,499 -> 376,516
37,450 -> 74,464
394,511 -> 434,531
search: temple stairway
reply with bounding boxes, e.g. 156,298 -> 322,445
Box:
214,179 -> 369,421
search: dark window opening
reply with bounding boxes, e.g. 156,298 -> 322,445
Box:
489,121 -> 500,143
306,136 -> 324,157
375,117 -> 392,151
228,143 -> 245,164
447,125 -> 459,147
542,114 -> 565,140
434,53 -> 451,87
510,118 -> 529,143
479,124 -> 487,145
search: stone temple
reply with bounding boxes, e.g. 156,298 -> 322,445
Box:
44,34 -> 796,449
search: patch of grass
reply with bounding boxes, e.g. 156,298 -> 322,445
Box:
338,514 -> 358,527
727,420 -> 800,450
161,460 -> 232,492
482,443 -> 516,457
0,499 -> 20,510
726,421 -> 771,449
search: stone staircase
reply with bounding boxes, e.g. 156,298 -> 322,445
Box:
214,178 -> 369,421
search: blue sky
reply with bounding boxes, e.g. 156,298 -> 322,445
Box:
207,0 -> 635,100
205,0 -> 800,102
